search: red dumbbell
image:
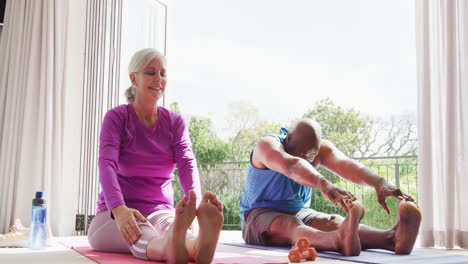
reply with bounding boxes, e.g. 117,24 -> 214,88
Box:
288,248 -> 302,263
301,247 -> 317,261
288,237 -> 317,262
295,237 -> 310,252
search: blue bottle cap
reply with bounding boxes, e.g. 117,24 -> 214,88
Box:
35,192 -> 43,198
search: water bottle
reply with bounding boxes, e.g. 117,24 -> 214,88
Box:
29,191 -> 47,249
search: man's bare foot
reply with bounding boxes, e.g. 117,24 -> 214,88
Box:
394,200 -> 421,254
167,190 -> 197,264
194,191 -> 224,264
337,201 -> 365,256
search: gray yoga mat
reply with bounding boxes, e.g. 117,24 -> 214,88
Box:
221,242 -> 468,264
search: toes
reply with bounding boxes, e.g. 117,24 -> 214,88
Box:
351,201 -> 363,209
202,191 -> 216,203
199,192 -> 223,212
176,196 -> 188,208
188,190 -> 197,206
398,201 -> 421,220
211,197 -> 223,212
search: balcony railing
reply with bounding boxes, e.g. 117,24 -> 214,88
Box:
172,156 -> 418,230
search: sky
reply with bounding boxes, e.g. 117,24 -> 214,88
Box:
165,0 -> 417,139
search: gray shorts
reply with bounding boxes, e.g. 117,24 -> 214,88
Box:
242,208 -> 321,246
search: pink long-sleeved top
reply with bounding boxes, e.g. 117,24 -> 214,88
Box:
96,104 -> 201,215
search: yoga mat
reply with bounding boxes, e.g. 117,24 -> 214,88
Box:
221,242 -> 468,264
72,245 -> 287,264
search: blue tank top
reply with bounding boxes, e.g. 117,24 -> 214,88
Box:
239,131 -> 312,225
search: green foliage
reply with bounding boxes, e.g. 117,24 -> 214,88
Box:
303,98 -> 371,156
225,101 -> 282,162
168,99 -> 418,231
189,116 -> 229,163
198,163 -> 248,229
220,193 -> 242,230
311,157 -> 418,230
172,173 -> 184,205
172,154 -> 418,231
172,162 -> 248,230
228,120 -> 281,161
169,102 -> 181,114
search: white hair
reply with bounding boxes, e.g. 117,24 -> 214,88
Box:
128,48 -> 166,74
125,48 -> 166,103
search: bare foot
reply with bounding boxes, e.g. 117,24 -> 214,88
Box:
394,200 -> 421,254
167,190 -> 197,264
337,201 -> 365,256
194,192 -> 224,264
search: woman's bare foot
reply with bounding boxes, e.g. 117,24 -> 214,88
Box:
337,201 -> 365,256
394,200 -> 421,254
167,190 -> 197,264
194,192 -> 224,264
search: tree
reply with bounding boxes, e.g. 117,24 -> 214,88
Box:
189,116 -> 228,163
379,114 -> 417,156
355,115 -> 417,157
226,101 -> 281,161
167,101 -> 228,162
173,114 -> 229,203
303,99 -> 417,229
225,101 -> 259,161
228,120 -> 281,161
169,102 -> 181,114
302,98 -> 417,158
303,98 -> 371,157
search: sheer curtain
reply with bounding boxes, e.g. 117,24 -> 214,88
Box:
0,0 -> 68,234
416,0 -> 468,249
75,0 -> 167,235
0,0 -> 167,236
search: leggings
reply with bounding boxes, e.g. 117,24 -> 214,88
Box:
87,209 -> 176,260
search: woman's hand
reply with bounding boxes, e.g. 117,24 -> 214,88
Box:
319,179 -> 356,214
112,205 -> 147,245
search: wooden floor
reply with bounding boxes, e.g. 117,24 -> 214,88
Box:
1,230 -> 468,264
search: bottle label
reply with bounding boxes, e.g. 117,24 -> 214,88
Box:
32,206 -> 47,224
30,206 -> 47,249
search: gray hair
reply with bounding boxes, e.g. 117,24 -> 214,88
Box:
125,48 -> 166,103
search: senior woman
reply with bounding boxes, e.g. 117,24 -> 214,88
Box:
87,48 -> 223,264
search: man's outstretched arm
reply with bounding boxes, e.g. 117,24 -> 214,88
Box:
318,140 -> 414,214
253,136 -> 356,213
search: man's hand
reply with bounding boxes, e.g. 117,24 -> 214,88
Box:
112,205 -> 147,245
374,178 -> 414,215
319,179 -> 356,213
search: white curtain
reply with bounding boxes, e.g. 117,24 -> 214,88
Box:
416,0 -> 468,249
0,0 -> 68,234
76,0 -> 123,235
